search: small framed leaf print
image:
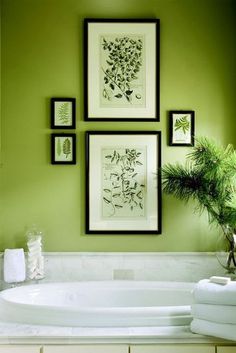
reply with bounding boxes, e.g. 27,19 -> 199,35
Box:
51,134 -> 76,164
51,98 -> 76,129
169,110 -> 195,146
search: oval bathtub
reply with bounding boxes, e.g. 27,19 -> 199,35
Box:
0,281 -> 194,327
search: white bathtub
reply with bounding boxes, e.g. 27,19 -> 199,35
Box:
0,281 -> 194,327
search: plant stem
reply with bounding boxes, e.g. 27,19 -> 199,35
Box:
101,67 -> 131,103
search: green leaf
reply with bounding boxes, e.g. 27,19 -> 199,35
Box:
103,197 -> 111,204
137,191 -> 142,199
58,102 -> 70,124
63,138 -> 71,158
103,189 -> 111,193
56,138 -> 61,157
136,161 -> 143,166
174,116 -> 190,134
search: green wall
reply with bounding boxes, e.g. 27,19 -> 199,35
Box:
1,0 -> 236,252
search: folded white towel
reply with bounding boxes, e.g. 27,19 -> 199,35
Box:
192,303 -> 236,324
193,279 -> 236,305
3,248 -> 26,283
191,318 -> 236,341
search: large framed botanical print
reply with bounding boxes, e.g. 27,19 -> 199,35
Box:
86,131 -> 162,234
84,19 -> 160,121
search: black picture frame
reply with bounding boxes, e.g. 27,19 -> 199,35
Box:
51,133 -> 76,164
84,19 -> 160,121
51,98 -> 76,129
169,110 -> 195,146
86,131 -> 162,234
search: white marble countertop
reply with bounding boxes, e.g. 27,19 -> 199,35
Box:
0,252 -> 232,345
0,322 -> 229,345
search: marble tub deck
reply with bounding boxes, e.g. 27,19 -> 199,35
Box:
0,252 -> 230,344
0,321 -> 228,345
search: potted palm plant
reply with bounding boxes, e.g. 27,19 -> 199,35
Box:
162,137 -> 236,274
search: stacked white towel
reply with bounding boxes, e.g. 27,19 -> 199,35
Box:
3,248 -> 26,283
191,278 -> 236,341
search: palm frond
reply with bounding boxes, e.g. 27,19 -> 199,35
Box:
162,136 -> 236,232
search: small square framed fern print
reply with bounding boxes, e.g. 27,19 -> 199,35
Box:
51,98 -> 76,129
169,110 -> 195,146
51,133 -> 76,164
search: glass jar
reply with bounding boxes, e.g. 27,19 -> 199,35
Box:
26,224 -> 44,280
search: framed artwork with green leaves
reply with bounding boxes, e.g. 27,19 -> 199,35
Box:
86,131 -> 162,234
169,110 -> 195,146
51,133 -> 76,164
51,98 -> 76,129
84,19 -> 160,121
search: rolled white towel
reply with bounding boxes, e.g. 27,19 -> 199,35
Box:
191,303 -> 236,325
193,279 -> 236,305
191,318 -> 236,341
3,248 -> 26,283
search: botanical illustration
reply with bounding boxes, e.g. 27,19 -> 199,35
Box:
102,147 -> 146,218
173,114 -> 191,143
63,138 -> 71,158
100,35 -> 145,107
55,102 -> 72,125
174,115 -> 190,134
55,137 -> 72,161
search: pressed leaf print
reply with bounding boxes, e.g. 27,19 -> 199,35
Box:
54,101 -> 72,126
63,138 -> 71,158
58,102 -> 70,124
54,136 -> 73,162
100,35 -> 145,107
174,115 -> 190,134
102,147 -> 146,217
56,137 -> 62,156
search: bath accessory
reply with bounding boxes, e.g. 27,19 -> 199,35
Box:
191,278 -> 236,340
209,276 -> 231,285
26,225 -> 44,280
193,279 -> 236,305
191,303 -> 236,324
191,318 -> 236,341
3,248 -> 26,284
0,281 -> 193,327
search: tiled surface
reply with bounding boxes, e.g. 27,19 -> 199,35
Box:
0,252 -> 225,287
